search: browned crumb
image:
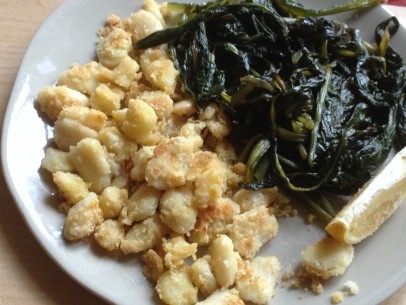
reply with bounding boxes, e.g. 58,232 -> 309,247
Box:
307,272 -> 324,294
58,202 -> 70,214
331,291 -> 344,304
286,267 -> 324,295
288,267 -> 357,301
107,14 -> 121,26
142,249 -> 165,282
270,200 -> 298,218
231,162 -> 246,176
311,281 -> 323,295
282,267 -> 294,282
98,14 -> 122,37
289,269 -> 307,289
331,281 -> 359,304
280,267 -> 294,288
307,213 -> 316,223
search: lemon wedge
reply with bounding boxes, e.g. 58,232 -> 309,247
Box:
326,147 -> 406,244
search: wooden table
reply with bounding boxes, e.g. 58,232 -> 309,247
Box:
0,1 -> 406,304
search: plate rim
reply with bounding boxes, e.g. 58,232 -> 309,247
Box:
1,1 -> 406,305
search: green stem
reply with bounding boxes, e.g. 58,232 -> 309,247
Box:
245,138 -> 271,183
270,93 -> 347,192
273,0 -> 383,18
277,127 -> 309,143
319,193 -> 337,217
297,193 -> 333,222
308,65 -> 332,169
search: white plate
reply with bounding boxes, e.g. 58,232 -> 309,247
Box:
2,1 -> 406,304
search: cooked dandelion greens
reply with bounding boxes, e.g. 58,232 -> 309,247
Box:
135,0 -> 406,218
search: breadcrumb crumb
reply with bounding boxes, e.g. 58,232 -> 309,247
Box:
281,267 -> 294,282
307,213 -> 316,224
342,280 -> 359,295
331,291 -> 344,304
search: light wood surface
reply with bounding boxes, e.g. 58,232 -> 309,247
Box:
0,1 -> 405,304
